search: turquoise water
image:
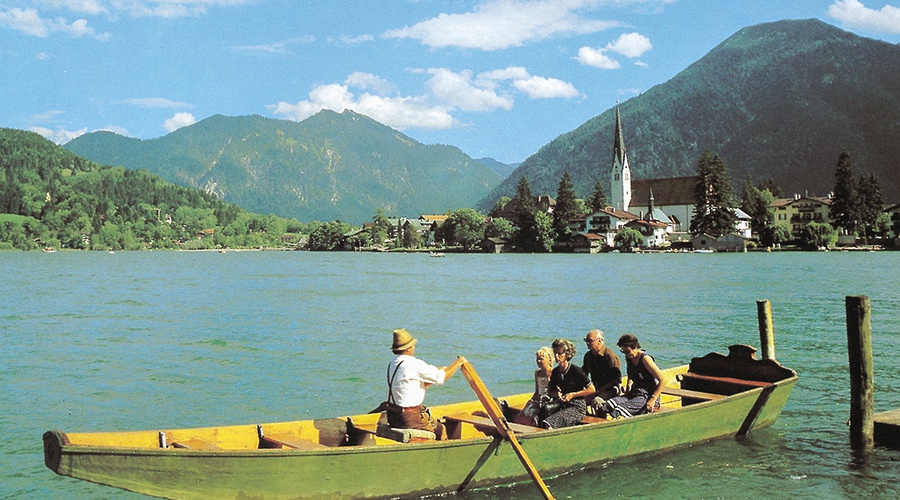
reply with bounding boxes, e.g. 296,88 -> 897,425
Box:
2,250 -> 899,499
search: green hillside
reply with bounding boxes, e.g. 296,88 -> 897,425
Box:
480,19 -> 900,210
66,110 -> 502,224
0,128 -> 303,251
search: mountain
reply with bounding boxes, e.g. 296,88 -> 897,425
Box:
480,19 -> 900,211
0,128 -> 300,251
476,157 -> 519,179
66,111 -> 502,224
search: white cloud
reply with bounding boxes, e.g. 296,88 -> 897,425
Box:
30,126 -> 88,144
39,0 -> 107,15
269,79 -> 455,131
476,66 -> 581,99
384,0 -> 621,51
426,68 -> 513,111
576,45 -> 620,69
97,124 -> 131,136
576,31 -> 652,69
163,112 -> 196,132
337,34 -> 374,44
606,32 -> 652,58
513,75 -> 581,98
0,7 -> 106,38
121,97 -> 193,109
111,0 -> 256,18
1,0 -> 256,39
351,94 -> 456,130
828,0 -> 900,34
475,66 -> 531,89
346,72 -> 397,95
270,66 -> 580,131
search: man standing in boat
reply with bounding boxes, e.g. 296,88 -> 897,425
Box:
582,329 -> 622,412
386,329 -> 467,440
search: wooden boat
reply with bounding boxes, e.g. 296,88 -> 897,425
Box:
44,344 -> 797,499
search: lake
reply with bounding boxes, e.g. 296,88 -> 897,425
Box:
2,250 -> 899,499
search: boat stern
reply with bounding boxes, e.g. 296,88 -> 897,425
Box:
43,430 -> 69,474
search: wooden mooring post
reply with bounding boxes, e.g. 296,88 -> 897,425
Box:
756,299 -> 776,360
846,295 -> 874,450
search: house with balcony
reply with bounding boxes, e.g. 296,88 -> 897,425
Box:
625,219 -> 670,248
770,195 -> 833,237
568,207 -> 639,248
571,233 -> 604,253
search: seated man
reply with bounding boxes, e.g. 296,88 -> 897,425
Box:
582,329 -> 622,413
385,328 -> 466,440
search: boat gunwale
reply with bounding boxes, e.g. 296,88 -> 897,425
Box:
46,373 -> 798,459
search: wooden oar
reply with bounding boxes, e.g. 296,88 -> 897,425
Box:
736,384 -> 776,437
460,362 -> 555,500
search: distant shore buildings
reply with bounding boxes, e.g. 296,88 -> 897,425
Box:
359,107 -> 898,252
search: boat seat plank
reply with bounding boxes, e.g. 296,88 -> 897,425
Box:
375,423 -> 436,442
680,372 -> 773,388
260,433 -> 326,450
257,424 -> 326,450
661,386 -> 726,401
171,438 -> 223,451
444,413 -> 543,435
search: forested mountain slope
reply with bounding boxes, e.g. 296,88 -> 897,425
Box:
66,111 -> 501,223
480,19 -> 900,210
0,128 -> 297,250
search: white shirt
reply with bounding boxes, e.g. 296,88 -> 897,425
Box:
387,354 -> 446,407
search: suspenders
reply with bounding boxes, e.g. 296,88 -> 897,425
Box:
386,360 -> 405,405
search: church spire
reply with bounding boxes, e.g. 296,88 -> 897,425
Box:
609,104 -> 631,212
613,105 -> 626,168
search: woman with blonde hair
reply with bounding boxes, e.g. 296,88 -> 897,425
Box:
514,346 -> 554,426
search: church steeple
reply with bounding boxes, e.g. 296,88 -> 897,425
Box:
609,105 -> 631,212
613,106 -> 626,168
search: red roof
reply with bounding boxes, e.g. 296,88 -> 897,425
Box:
626,219 -> 668,229
594,206 -> 639,220
632,177 -> 696,206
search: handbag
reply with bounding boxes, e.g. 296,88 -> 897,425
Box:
537,395 -> 562,422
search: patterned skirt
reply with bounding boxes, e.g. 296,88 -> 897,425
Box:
540,398 -> 587,429
601,388 -> 660,418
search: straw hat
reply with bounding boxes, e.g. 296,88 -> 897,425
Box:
391,328 -> 417,352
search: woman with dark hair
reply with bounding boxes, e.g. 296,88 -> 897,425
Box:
540,338 -> 595,429
600,333 -> 664,419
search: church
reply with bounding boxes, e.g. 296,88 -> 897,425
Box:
571,107 -> 696,250
607,107 -> 697,233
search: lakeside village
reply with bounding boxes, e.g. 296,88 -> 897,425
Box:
317,109 -> 899,254
21,110 -> 898,254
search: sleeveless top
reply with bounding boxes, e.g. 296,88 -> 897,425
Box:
535,372 -> 550,400
626,352 -> 658,393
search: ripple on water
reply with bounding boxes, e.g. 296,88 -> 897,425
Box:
3,251 -> 900,499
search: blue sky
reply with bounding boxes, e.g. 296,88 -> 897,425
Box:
2,0 -> 898,164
